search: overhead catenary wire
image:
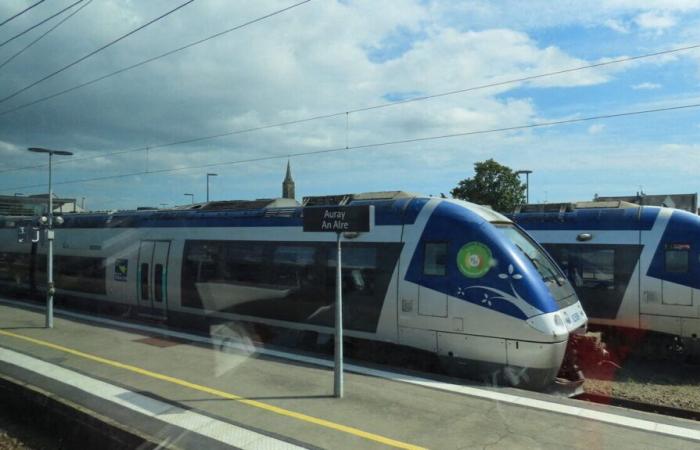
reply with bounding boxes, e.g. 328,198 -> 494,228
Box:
0,0 -> 85,50
0,40 -> 697,175
0,0 -> 94,71
0,0 -> 195,106
0,0 -> 312,115
3,100 -> 700,193
0,0 -> 46,28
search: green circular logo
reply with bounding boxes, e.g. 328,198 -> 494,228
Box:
457,242 -> 493,278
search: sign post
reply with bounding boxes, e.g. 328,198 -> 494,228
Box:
303,205 -> 374,398
334,231 -> 343,397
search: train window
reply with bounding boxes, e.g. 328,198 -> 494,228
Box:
224,242 -> 266,284
0,252 -> 31,286
54,256 -> 106,295
181,239 -> 401,332
272,246 -> 316,288
326,245 -> 384,331
423,242 -> 447,276
140,263 -> 149,300
181,240 -> 269,309
578,249 -> 614,289
154,264 -> 164,302
543,243 -> 643,319
665,247 -> 689,273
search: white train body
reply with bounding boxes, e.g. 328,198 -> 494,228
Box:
0,193 -> 587,387
514,203 -> 700,352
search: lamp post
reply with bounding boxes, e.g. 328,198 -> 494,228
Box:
28,147 -> 73,329
206,173 -> 217,202
184,193 -> 194,204
515,170 -> 533,204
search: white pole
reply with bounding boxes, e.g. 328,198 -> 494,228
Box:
46,152 -> 54,329
334,232 -> 343,398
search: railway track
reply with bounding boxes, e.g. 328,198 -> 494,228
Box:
574,392 -> 700,421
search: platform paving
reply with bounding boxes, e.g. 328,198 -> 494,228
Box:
0,300 -> 699,449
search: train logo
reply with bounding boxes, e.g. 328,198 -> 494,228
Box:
457,242 -> 492,278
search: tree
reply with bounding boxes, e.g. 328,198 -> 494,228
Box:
450,159 -> 526,212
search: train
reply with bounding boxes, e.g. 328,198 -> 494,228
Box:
0,191 -> 587,388
512,200 -> 700,356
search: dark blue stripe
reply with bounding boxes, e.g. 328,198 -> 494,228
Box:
60,198 -> 427,229
511,207 -> 659,231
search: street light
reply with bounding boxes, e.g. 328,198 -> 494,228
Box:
27,147 -> 73,329
515,170 -> 533,204
206,173 -> 217,202
184,193 -> 194,204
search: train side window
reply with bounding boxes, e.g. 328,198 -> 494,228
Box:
424,242 -> 447,276
154,264 -> 163,302
272,245 -> 316,288
140,263 -> 149,300
54,256 -> 106,294
665,246 -> 689,273
224,242 -> 267,284
579,248 -> 614,289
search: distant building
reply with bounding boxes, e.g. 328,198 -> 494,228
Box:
282,160 -> 295,200
593,192 -> 698,213
0,194 -> 83,216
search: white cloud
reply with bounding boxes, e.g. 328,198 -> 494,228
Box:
588,124 -> 606,134
635,11 -> 677,32
0,0 -> 699,208
632,82 -> 662,89
604,19 -> 630,33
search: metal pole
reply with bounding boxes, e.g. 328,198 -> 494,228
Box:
334,232 -> 343,398
46,152 -> 54,329
525,172 -> 530,204
206,176 -> 210,202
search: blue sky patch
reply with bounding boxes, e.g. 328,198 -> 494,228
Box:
365,26 -> 427,63
383,91 -> 425,102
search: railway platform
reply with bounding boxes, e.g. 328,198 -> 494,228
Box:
0,298 -> 699,450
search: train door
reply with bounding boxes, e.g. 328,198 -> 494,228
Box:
640,236 -> 692,317
417,241 -> 448,317
661,243 -> 693,307
137,240 -> 170,317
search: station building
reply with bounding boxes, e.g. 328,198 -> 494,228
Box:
0,194 -> 84,216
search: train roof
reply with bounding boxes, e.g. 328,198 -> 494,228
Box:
0,192 -> 433,229
511,201 -> 663,230
0,191 -> 513,229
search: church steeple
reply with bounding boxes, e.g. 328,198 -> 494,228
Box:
282,160 -> 295,199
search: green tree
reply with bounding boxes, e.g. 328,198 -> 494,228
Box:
450,159 -> 526,212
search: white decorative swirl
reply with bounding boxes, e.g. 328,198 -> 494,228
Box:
456,263 -> 543,318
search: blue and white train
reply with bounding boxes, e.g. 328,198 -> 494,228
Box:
0,192 -> 587,388
513,201 -> 700,355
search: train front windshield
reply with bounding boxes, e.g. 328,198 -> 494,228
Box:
495,223 -> 578,308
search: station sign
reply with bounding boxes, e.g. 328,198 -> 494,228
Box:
303,205 -> 374,233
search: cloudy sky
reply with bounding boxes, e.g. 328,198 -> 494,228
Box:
1,0 -> 700,210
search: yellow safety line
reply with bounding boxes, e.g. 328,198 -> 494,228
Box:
0,329 -> 425,450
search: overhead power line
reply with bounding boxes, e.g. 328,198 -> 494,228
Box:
3,100 -> 699,193
0,40 -> 697,175
0,0 -> 46,28
0,0 -> 195,106
0,0 -> 312,115
0,0 -> 94,71
0,0 -> 85,50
